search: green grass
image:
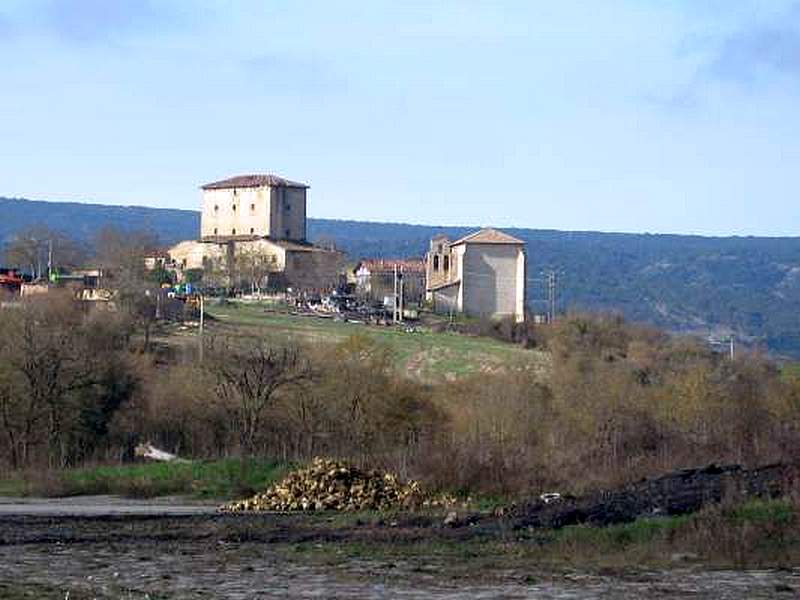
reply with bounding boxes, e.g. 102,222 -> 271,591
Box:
729,498 -> 795,524
0,477 -> 28,496
781,362 -> 800,380
205,302 -> 546,381
3,459 -> 289,500
299,499 -> 800,570
545,514 -> 692,551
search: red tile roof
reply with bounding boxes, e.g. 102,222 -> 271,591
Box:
451,228 -> 524,246
201,174 -> 309,190
355,259 -> 425,273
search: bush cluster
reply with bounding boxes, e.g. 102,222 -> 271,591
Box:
3,298 -> 800,500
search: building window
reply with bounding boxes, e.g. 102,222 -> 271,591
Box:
250,228 -> 254,234
213,228 -> 218,235
250,203 -> 255,212
232,204 -> 237,211
233,189 -> 238,196
232,228 -> 236,235
214,204 -> 219,212
444,256 -> 450,271
285,202 -> 291,212
433,255 -> 440,271
271,255 -> 277,264
285,228 -> 291,238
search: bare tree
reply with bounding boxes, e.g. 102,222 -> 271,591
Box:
3,226 -> 87,278
93,227 -> 160,350
234,246 -> 281,295
207,337 -> 312,454
0,295 -> 133,467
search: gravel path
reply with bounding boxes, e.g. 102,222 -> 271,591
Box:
0,495 -> 219,517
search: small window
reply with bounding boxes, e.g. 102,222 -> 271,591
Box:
250,203 -> 255,212
433,255 -> 440,271
232,204 -> 237,211
285,228 -> 291,238
233,189 -> 238,196
444,256 -> 450,271
213,227 -> 218,235
285,202 -> 291,212
232,228 -> 236,235
214,204 -> 219,212
271,255 -> 277,264
250,228 -> 254,234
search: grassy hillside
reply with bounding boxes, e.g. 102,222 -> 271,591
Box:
202,302 -> 544,382
3,196 -> 800,356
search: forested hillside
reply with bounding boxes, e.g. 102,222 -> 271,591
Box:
3,197 -> 800,355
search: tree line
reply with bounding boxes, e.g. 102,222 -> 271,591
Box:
3,280 -> 800,498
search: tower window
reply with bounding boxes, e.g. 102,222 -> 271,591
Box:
214,204 -> 219,212
285,228 -> 291,238
232,204 -> 237,211
232,228 -> 236,235
444,256 -> 450,271
433,255 -> 440,271
250,203 -> 255,212
213,228 -> 218,235
250,228 -> 254,234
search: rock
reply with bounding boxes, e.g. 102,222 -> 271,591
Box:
670,552 -> 699,562
443,511 -> 459,526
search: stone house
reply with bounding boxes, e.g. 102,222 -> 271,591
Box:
425,228 -> 526,322
200,174 -> 307,241
162,174 -> 342,291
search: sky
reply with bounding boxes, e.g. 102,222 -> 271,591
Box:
1,1 -> 799,236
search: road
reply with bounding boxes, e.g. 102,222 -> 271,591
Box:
0,495 -> 218,517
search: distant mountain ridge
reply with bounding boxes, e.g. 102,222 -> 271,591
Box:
3,196 -> 800,357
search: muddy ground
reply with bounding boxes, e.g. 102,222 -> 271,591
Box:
1,505 -> 799,599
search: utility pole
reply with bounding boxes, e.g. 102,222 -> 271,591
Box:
198,294 -> 205,362
546,270 -> 557,323
393,264 -> 398,323
47,239 -> 53,281
155,290 -> 162,320
399,266 -> 404,323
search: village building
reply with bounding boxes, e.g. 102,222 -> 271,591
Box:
163,174 -> 342,291
0,269 -> 23,297
425,228 -> 526,323
200,174 -> 307,241
353,259 -> 426,305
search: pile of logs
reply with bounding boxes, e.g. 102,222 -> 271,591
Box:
222,457 -> 451,512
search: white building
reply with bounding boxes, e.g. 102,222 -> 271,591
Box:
425,228 -> 526,322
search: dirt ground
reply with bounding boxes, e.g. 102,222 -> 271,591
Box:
1,502 -> 799,599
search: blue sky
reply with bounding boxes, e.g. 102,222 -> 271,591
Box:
1,1 -> 799,235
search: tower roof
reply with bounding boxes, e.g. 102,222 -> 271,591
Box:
201,174 -> 309,190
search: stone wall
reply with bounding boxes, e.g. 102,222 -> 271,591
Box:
284,248 -> 344,291
461,244 -> 524,320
